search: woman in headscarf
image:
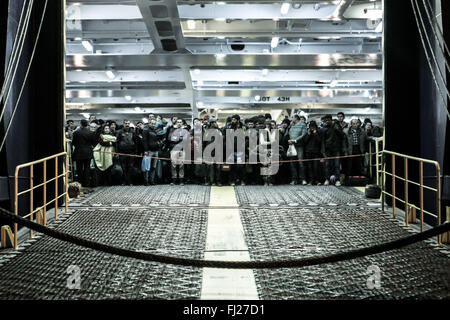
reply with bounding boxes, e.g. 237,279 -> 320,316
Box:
93,125 -> 117,185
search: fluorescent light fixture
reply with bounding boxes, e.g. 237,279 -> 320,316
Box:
194,69 -> 201,75
215,53 -> 226,59
217,1 -> 226,5
187,20 -> 196,30
330,80 -> 337,87
280,2 -> 291,15
81,113 -> 90,119
262,69 -> 268,75
135,107 -> 142,112
81,40 -> 93,52
271,37 -> 279,48
365,8 -> 383,20
197,101 -> 204,107
214,18 -> 226,21
255,95 -> 261,101
106,70 -> 116,80
125,95 -> 132,101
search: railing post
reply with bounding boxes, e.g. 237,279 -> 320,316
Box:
369,143 -> 373,181
420,161 -> 424,232
14,168 -> 19,250
55,157 -> 58,221
404,158 -> 409,226
381,152 -> 385,213
392,154 -> 396,218
65,155 -> 69,213
43,160 -> 47,226
375,142 -> 379,186
436,164 -> 441,245
30,165 -> 34,238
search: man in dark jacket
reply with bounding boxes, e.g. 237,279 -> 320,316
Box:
321,115 -> 345,186
116,120 -> 138,185
304,121 -> 323,185
344,119 -> 368,177
72,119 -> 95,187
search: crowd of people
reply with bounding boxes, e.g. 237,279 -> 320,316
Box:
66,112 -> 383,188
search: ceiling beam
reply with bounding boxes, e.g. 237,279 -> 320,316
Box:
66,53 -> 382,69
181,19 -> 382,38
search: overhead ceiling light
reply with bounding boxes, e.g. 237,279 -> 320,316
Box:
215,53 -> 226,59
214,18 -> 226,21
81,113 -> 90,119
125,95 -> 132,101
81,40 -> 93,52
197,80 -> 204,86
271,37 -> 279,48
330,80 -> 337,87
280,2 -> 291,15
197,101 -> 204,107
194,69 -> 201,75
106,69 -> 116,80
187,20 -> 196,30
262,69 -> 268,75
255,95 -> 261,101
217,1 -> 226,5
273,18 -> 279,21
135,107 -> 142,112
365,8 -> 383,20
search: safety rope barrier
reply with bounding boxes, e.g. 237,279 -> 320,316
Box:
1,207 -> 448,269
93,149 -> 382,166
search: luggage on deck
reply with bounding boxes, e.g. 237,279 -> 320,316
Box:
346,176 -> 369,187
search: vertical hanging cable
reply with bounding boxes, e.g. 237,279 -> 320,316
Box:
410,0 -> 450,120
0,0 -> 49,152
420,0 -> 450,75
0,0 -> 34,123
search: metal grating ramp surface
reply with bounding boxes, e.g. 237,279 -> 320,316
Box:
0,206 -> 208,300
235,187 -> 450,299
69,185 -> 211,207
235,185 -> 372,206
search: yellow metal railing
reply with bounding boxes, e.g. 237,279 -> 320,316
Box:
379,150 -> 442,244
14,152 -> 69,249
367,137 -> 385,185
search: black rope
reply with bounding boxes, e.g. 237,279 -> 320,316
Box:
1,207 -> 448,269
